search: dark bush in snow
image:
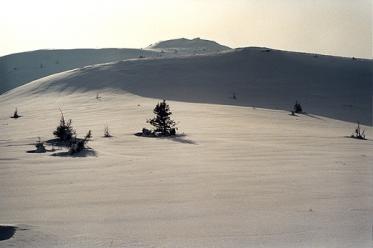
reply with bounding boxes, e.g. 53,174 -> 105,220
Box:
147,100 -> 177,136
86,130 -> 92,140
10,108 -> 21,119
34,138 -> 47,153
27,137 -> 46,153
350,122 -> 366,140
104,125 -> 112,138
53,111 -> 75,142
68,130 -> 91,154
96,93 -> 102,100
293,101 -> 303,114
141,128 -> 153,136
170,128 -> 176,136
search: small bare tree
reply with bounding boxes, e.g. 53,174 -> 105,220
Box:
104,125 -> 112,137
351,122 -> 366,140
10,108 -> 21,119
69,130 -> 92,154
96,93 -> 102,100
293,101 -> 303,114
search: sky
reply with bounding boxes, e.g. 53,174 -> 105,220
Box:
1,0 -> 372,58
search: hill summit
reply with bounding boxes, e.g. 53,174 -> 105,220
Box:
147,37 -> 231,53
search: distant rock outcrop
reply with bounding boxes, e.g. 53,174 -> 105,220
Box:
147,37 -> 231,54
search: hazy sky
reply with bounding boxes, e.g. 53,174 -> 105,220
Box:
1,0 -> 372,58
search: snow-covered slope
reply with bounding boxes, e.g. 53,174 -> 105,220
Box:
0,38 -> 232,95
147,37 -> 231,55
0,46 -> 372,247
0,48 -> 164,94
3,47 -> 372,125
0,92 -> 372,248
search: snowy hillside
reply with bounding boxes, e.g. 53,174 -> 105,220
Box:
147,37 -> 231,55
0,91 -> 372,248
3,47 -> 372,125
0,48 -> 164,94
0,38 -> 232,95
0,44 -> 372,247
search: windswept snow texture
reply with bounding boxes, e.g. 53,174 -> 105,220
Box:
0,92 -> 372,248
0,48 -> 163,94
4,47 -> 372,125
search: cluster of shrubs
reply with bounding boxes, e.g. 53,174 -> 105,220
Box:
17,97 -> 369,155
51,111 -> 93,154
351,122 -> 366,140
27,137 -> 47,153
289,101 -> 368,141
290,100 -> 303,115
25,99 -> 178,155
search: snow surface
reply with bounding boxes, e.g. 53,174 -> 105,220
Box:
0,44 -> 372,247
0,91 -> 372,248
0,48 -> 167,95
0,38 -> 231,95
3,47 -> 372,125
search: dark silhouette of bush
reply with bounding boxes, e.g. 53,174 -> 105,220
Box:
293,101 -> 303,114
10,108 -> 21,119
53,110 -> 75,142
96,93 -> 102,100
34,137 -> 46,153
147,100 -> 177,136
170,128 -> 176,135
350,122 -> 366,140
69,130 -> 91,154
140,128 -> 153,136
104,125 -> 112,137
86,130 -> 92,140
27,137 -> 47,153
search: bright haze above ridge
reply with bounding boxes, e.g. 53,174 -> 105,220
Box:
1,0 -> 371,59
